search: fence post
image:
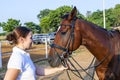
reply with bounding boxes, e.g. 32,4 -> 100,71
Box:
0,42 -> 2,68
45,37 -> 48,58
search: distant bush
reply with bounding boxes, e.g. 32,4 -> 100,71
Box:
0,32 -> 7,41
0,32 -> 7,36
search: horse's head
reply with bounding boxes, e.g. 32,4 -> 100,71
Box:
48,7 -> 82,67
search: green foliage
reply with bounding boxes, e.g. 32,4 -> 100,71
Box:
0,67 -> 6,73
0,32 -> 7,36
24,22 -> 41,33
0,18 -> 21,32
39,6 -> 73,32
113,4 -> 120,26
1,4 -> 120,33
87,4 -> 120,30
87,10 -> 104,27
77,10 -> 86,19
40,16 -> 50,33
37,9 -> 51,20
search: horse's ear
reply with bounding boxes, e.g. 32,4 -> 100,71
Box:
68,6 -> 77,20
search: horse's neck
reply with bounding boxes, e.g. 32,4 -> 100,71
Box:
80,21 -> 110,60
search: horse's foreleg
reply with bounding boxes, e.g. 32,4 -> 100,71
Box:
96,67 -> 107,80
95,60 -> 107,80
96,66 -> 116,80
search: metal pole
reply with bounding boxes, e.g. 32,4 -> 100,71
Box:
103,0 -> 106,28
0,42 -> 2,68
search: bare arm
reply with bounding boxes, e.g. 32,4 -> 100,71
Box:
4,68 -> 20,80
36,65 -> 67,76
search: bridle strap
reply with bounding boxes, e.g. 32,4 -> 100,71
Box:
50,16 -> 77,53
50,17 -> 77,66
50,17 -> 85,79
50,44 -> 69,53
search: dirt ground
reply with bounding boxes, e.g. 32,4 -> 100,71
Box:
36,46 -> 99,80
1,42 -> 98,80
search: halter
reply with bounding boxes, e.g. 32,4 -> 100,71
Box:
50,16 -> 77,66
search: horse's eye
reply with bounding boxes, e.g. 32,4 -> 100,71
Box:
61,31 -> 66,35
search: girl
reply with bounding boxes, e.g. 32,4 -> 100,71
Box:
4,26 -> 67,80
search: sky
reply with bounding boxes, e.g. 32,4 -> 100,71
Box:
0,0 -> 120,25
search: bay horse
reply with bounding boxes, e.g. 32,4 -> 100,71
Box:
48,7 -> 120,80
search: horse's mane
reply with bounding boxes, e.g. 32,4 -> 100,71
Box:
61,13 -> 107,31
60,13 -> 120,35
81,18 -> 108,31
83,19 -> 120,34
60,13 -> 120,38
60,12 -> 69,19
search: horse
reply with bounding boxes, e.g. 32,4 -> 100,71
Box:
48,7 -> 120,80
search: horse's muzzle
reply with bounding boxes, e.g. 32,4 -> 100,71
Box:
48,54 -> 61,67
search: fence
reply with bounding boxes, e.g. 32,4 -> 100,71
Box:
0,38 -> 49,68
0,42 -> 2,68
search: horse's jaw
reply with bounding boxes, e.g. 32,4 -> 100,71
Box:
48,55 -> 61,67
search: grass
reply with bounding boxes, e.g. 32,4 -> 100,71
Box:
35,60 -> 49,67
0,35 -> 6,41
0,67 -> 6,73
0,67 -> 7,79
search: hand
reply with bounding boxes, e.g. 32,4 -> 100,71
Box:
57,65 -> 68,71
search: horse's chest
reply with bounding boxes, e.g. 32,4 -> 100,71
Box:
109,55 -> 120,77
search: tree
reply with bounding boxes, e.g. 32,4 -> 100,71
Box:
105,8 -> 115,29
86,4 -> 120,30
77,10 -> 85,19
41,6 -> 86,33
0,18 -> 21,32
40,16 -> 50,33
37,9 -> 51,21
24,22 -> 41,33
49,6 -> 73,31
39,6 -> 73,32
87,10 -> 103,27
113,4 -> 120,26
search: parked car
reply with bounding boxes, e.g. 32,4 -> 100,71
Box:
47,32 -> 56,44
32,34 -> 48,44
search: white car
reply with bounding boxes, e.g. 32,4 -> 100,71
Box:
47,32 -> 56,44
32,34 -> 48,44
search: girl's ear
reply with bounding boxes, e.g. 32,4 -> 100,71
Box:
18,37 -> 25,43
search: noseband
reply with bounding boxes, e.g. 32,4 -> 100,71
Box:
50,17 -> 77,66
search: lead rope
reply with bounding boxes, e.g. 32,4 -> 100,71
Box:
66,70 -> 72,80
51,44 -> 84,79
67,58 -> 84,79
67,56 -> 96,80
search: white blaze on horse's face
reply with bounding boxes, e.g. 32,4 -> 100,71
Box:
57,26 -> 60,32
